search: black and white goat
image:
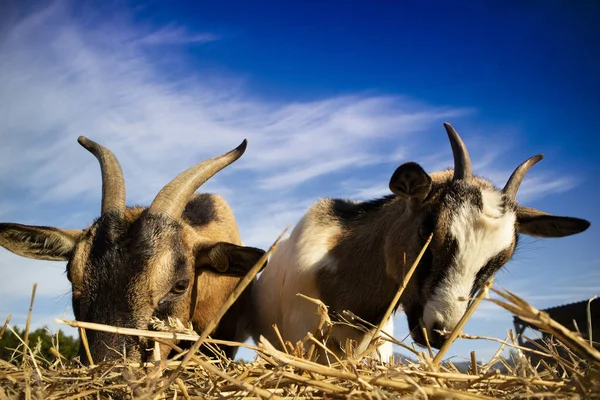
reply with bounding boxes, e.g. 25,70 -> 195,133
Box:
251,123 -> 590,362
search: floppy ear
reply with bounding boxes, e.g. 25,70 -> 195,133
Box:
0,223 -> 83,261
198,242 -> 267,276
516,206 -> 591,238
389,162 -> 432,201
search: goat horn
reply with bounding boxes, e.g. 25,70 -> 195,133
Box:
148,139 -> 247,219
444,123 -> 472,182
78,136 -> 127,216
502,154 -> 544,200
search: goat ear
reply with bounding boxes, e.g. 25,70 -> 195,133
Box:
516,206 -> 591,238
198,242 -> 267,276
389,162 -> 432,201
0,223 -> 82,261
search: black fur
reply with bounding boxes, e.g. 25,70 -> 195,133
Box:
183,194 -> 218,227
424,238 -> 459,298
330,195 -> 395,223
470,240 -> 515,299
442,182 -> 484,212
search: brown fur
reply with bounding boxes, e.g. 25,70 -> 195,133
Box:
182,195 -> 253,355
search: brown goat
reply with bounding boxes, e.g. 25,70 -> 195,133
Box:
0,137 -> 265,363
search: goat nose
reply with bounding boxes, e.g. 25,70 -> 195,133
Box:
428,322 -> 446,349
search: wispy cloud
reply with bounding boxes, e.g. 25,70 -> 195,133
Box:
259,155 -> 370,190
348,182 -> 392,201
516,176 -> 579,203
135,25 -> 219,46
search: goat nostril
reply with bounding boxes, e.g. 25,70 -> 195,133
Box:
428,322 -> 446,349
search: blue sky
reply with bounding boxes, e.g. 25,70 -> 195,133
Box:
0,0 -> 598,363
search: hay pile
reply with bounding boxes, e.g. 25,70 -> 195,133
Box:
1,288 -> 599,399
1,235 -> 598,399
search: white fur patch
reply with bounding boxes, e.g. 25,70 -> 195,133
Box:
252,214 -> 341,348
423,189 -> 515,331
296,220 -> 341,273
373,316 -> 394,362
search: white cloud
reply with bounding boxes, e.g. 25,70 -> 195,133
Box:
515,176 -> 578,203
349,183 -> 392,201
258,155 -> 371,190
135,25 -> 219,46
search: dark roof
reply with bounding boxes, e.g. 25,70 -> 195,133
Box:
513,298 -> 600,337
542,299 -> 599,314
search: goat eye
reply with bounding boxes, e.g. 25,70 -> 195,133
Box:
171,279 -> 189,295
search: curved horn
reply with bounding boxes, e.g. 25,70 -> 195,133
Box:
148,139 -> 248,219
78,136 -> 126,216
502,154 -> 544,200
443,123 -> 472,181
